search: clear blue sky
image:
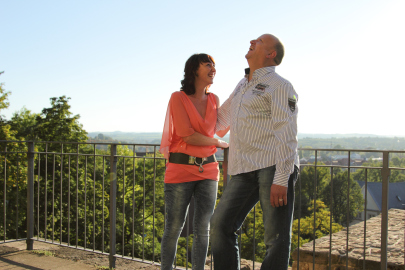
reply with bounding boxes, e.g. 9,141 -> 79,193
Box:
1,0 -> 404,136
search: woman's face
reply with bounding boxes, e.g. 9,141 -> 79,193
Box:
195,61 -> 216,87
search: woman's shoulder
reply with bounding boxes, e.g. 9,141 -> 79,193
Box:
170,91 -> 187,101
171,91 -> 184,97
208,92 -> 220,107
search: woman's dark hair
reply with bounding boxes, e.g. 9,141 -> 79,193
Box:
180,53 -> 215,95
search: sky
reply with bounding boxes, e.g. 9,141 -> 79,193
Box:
1,0 -> 404,136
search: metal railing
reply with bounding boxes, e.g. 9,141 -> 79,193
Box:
0,140 -> 404,270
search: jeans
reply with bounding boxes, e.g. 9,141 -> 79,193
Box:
161,179 -> 218,270
210,165 -> 298,270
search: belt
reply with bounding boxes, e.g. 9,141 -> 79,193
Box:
169,152 -> 217,173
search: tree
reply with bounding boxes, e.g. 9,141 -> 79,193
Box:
0,71 -> 16,141
9,107 -> 38,140
352,157 -> 405,183
320,169 -> 364,225
291,200 -> 343,256
33,96 -> 87,143
0,72 -> 29,240
294,164 -> 330,219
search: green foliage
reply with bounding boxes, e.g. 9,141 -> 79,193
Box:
352,157 -> 405,183
294,165 -> 330,219
291,200 -> 343,253
320,169 -> 364,225
0,72 -> 17,141
295,165 -> 363,225
9,107 -> 38,140
33,96 -> 88,143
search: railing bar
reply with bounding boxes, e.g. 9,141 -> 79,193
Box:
109,144 -> 118,268
363,169 -> 368,270
93,145 -> 96,251
3,145 -> 6,242
102,156 -> 105,253
122,157 -> 126,258
60,144 -> 63,245
312,150 -> 318,270
76,144 -> 79,248
297,166 -> 302,270
381,151 -> 390,270
186,205 -> 190,270
68,155 -> 71,246
5,140 -> 405,153
301,164 -> 387,170
26,142 -> 34,249
45,143 -> 48,241
153,146 -> 156,263
329,166 -> 333,270
132,145 -> 136,260
52,154 -> 55,243
346,151 -> 351,269
142,157 -> 146,261
85,155 -> 88,250
16,154 -> 19,240
37,154 -> 41,240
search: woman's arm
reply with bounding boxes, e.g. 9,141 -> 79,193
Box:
183,132 -> 228,148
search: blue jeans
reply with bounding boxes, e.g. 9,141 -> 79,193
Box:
210,165 -> 298,270
161,179 -> 218,270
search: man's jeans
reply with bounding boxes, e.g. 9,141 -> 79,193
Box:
210,165 -> 298,270
161,179 -> 218,270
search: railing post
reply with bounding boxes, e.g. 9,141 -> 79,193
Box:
380,151 -> 389,270
223,148 -> 230,188
26,142 -> 34,250
109,144 -> 117,269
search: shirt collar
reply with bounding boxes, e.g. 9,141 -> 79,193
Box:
252,66 -> 275,80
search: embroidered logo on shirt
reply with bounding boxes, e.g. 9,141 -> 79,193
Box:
255,83 -> 268,91
288,95 -> 297,112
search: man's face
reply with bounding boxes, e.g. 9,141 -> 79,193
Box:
245,34 -> 275,62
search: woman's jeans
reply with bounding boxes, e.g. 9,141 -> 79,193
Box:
210,165 -> 298,270
161,179 -> 218,270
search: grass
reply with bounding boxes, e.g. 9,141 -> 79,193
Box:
96,266 -> 115,270
32,249 -> 55,257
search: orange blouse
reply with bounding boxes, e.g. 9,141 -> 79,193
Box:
160,91 -> 219,183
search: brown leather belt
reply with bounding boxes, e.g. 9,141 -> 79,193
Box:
169,152 -> 217,172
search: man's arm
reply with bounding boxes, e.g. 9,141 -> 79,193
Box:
270,82 -> 298,207
213,94 -> 230,138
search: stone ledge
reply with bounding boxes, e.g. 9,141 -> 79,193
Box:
292,209 -> 405,270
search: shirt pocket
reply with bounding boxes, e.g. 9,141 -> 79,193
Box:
246,90 -> 271,117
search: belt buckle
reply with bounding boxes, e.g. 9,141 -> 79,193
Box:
194,157 -> 207,173
188,156 -> 195,165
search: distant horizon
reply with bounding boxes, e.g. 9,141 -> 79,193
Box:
87,131 -> 405,138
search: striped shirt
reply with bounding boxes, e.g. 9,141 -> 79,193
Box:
217,66 -> 299,187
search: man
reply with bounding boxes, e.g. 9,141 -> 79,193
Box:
211,34 -> 299,270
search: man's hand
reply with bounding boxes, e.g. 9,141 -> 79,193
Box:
270,184 -> 288,208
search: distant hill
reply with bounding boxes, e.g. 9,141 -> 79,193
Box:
88,131 -> 162,144
297,133 -> 386,139
87,132 -> 405,151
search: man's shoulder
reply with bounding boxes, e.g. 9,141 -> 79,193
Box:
263,71 -> 293,89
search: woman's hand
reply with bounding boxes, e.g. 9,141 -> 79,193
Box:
217,140 -> 229,149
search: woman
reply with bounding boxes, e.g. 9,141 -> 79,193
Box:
159,53 -> 229,270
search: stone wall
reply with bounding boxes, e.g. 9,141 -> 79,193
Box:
291,209 -> 404,270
